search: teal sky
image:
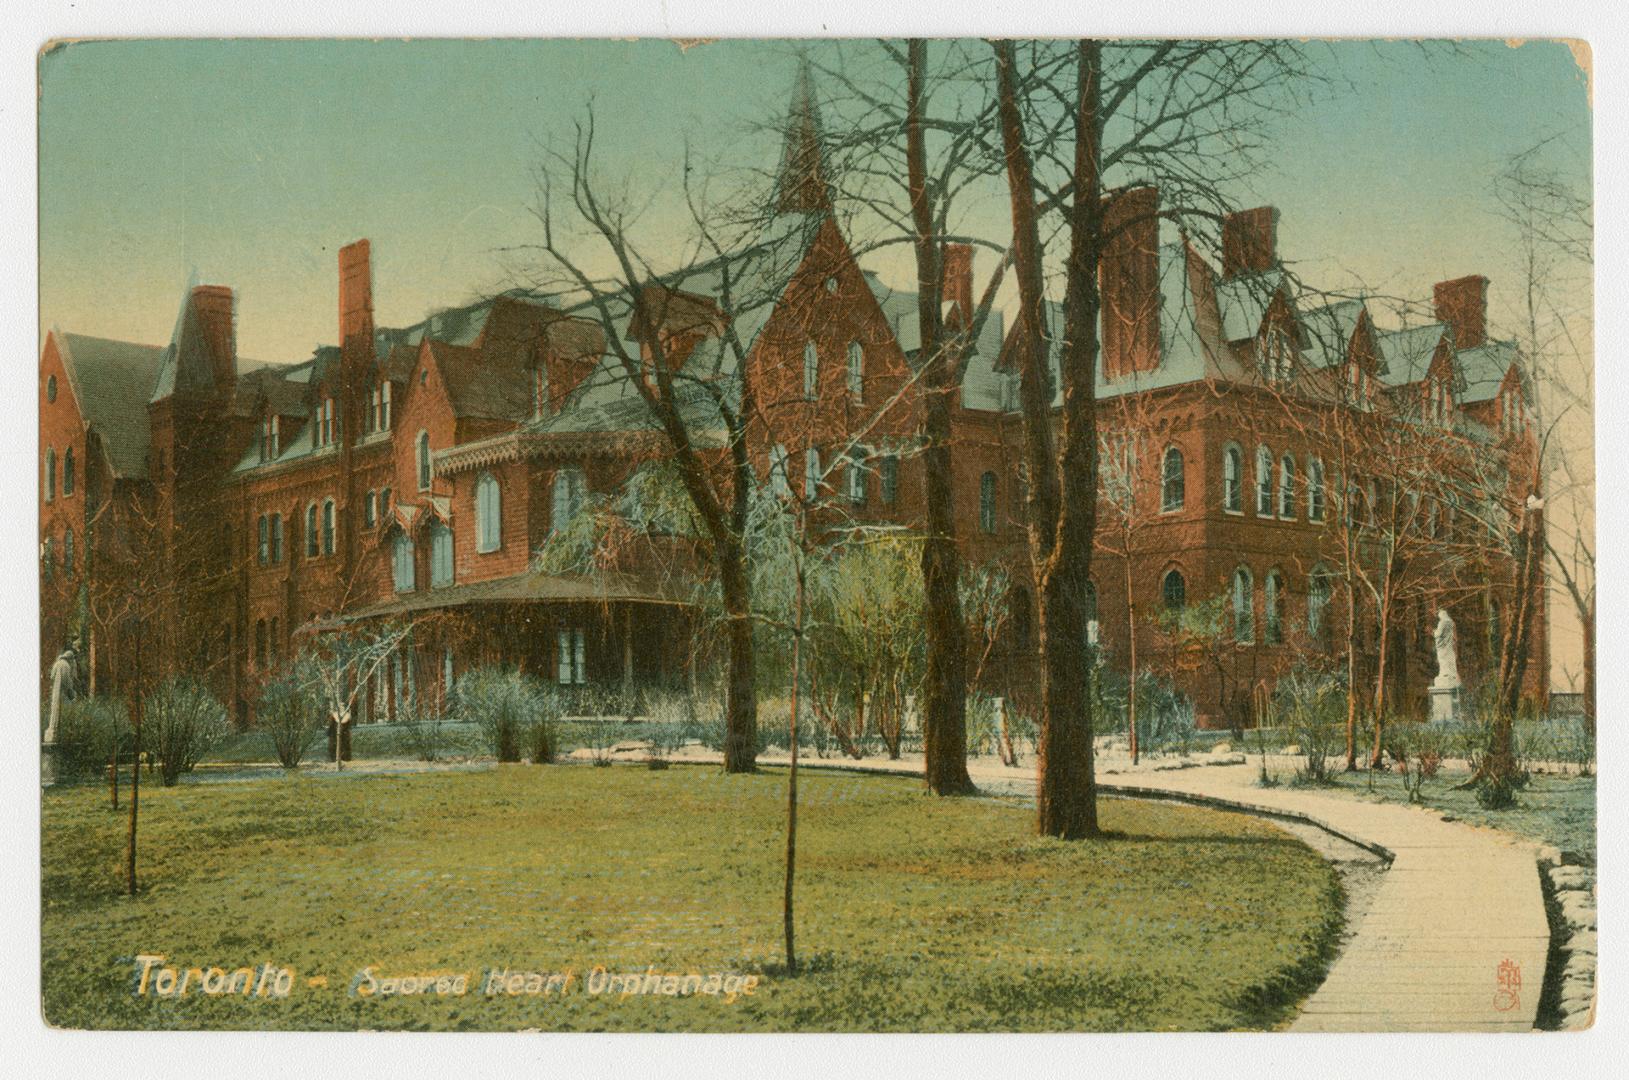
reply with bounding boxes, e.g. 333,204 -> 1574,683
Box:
40,37 -> 1590,362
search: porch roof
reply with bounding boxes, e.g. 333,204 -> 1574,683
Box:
344,567 -> 693,621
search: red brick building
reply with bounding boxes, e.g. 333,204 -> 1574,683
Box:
39,81 -> 1545,730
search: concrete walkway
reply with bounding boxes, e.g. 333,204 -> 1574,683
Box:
728,750 -> 1551,1032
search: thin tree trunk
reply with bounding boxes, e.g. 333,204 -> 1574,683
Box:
720,552 -> 758,773
907,38 -> 974,797
1124,553 -> 1139,764
783,551 -> 803,975
1582,601 -> 1595,741
126,629 -> 141,896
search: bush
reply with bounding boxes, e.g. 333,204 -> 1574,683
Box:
644,692 -> 693,767
526,687 -> 562,765
397,699 -> 448,762
50,695 -> 129,781
1275,669 -> 1343,786
146,678 -> 229,786
454,667 -> 542,763
1388,722 -> 1443,803
256,673 -> 322,770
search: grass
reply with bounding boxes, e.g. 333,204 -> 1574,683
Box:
42,764 -> 1342,1032
1317,768 -> 1596,865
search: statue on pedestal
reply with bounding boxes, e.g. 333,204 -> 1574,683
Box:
1430,609 -> 1461,723
44,644 -> 78,786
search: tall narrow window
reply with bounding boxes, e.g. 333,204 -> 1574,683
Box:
557,628 -> 587,685
979,472 -> 998,533
551,467 -> 586,533
380,382 -> 392,430
848,447 -> 868,506
1309,568 -> 1332,647
1162,569 -> 1186,611
379,487 -> 392,524
366,386 -> 377,433
1161,447 -> 1185,512
476,472 -> 502,553
322,500 -> 336,555
803,342 -> 819,399
44,448 -> 55,503
271,513 -> 284,563
269,618 -> 280,666
305,504 -> 318,556
804,447 -> 822,500
64,528 -> 74,578
270,415 -> 280,457
258,515 -> 270,565
879,454 -> 899,506
430,522 -> 454,587
846,341 -> 864,400
392,532 -> 416,592
768,445 -> 791,499
42,537 -> 53,582
63,448 -> 75,496
364,490 -> 377,528
1308,457 -> 1326,521
1278,455 -> 1296,518
1265,570 -> 1284,644
255,620 -> 268,669
533,365 -> 549,418
1233,567 -> 1255,643
1255,446 -> 1272,515
1222,444 -> 1242,512
417,431 -> 432,490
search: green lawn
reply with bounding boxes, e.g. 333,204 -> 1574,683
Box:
43,765 -> 1341,1032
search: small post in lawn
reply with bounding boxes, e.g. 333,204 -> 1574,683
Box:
126,623 -> 142,896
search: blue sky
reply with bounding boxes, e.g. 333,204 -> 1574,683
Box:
39,38 -> 1590,361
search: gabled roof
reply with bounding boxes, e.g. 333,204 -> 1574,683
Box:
863,270 -> 1009,410
54,332 -> 167,479
1216,268 -> 1285,343
1296,299 -> 1365,370
1457,340 -> 1520,404
427,339 -> 532,422
1376,323 -> 1450,386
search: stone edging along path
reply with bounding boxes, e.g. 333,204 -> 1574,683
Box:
731,752 -> 1553,1033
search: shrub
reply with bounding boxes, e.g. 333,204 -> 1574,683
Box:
526,687 -> 562,765
50,695 -> 129,781
1389,722 -> 1443,803
256,673 -> 323,770
397,699 -> 447,762
1275,668 -> 1343,786
644,692 -> 693,768
454,667 -> 540,763
145,678 -> 230,786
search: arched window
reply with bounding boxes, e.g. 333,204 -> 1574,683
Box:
1265,570 -> 1284,644
430,521 -> 454,588
392,532 -> 416,593
1308,567 -> 1332,647
64,528 -> 75,578
1278,455 -> 1296,518
847,447 -> 868,506
63,448 -> 75,496
1233,567 -> 1255,643
979,471 -> 998,533
879,454 -> 900,506
1255,446 -> 1272,515
364,490 -> 376,528
846,341 -> 864,400
1222,444 -> 1242,512
271,513 -> 283,563
476,472 -> 502,552
417,431 -> 432,490
768,445 -> 791,499
1162,569 -> 1186,611
305,503 -> 319,556
551,467 -> 586,532
41,536 -> 53,582
1307,457 -> 1325,521
44,448 -> 56,503
322,499 -> 336,556
803,341 -> 819,399
1161,447 -> 1185,512
804,447 -> 822,499
46,374 -> 57,403
258,514 -> 270,565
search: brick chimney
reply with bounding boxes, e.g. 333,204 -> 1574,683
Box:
1100,185 -> 1161,379
339,239 -> 374,353
942,243 -> 973,323
1433,275 -> 1488,349
189,284 -> 236,389
1222,206 -> 1278,278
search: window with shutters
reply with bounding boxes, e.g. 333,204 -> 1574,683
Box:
476,472 -> 502,553
803,342 -> 819,399
1222,444 -> 1242,512
430,522 -> 454,588
392,532 -> 416,592
557,628 -> 587,685
1161,447 -> 1185,512
322,499 -> 336,555
846,341 -> 863,400
551,467 -> 586,533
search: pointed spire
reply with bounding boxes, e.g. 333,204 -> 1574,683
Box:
774,57 -> 831,214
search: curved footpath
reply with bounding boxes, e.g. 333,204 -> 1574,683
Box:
726,751 -> 1551,1032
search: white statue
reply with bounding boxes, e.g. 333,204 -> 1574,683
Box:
1432,609 -> 1460,690
45,645 -> 77,745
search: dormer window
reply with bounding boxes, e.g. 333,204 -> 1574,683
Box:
803,342 -> 819,400
1259,326 -> 1293,383
1346,360 -> 1373,409
318,397 -> 336,446
260,414 -> 281,462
